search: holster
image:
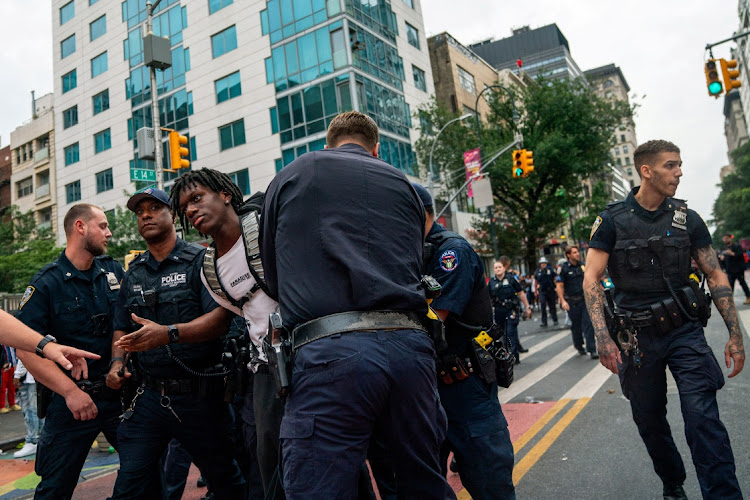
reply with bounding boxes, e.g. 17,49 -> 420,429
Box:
120,354 -> 140,410
487,334 -> 514,388
470,339 -> 496,385
435,354 -> 470,385
263,313 -> 291,398
36,382 -> 53,419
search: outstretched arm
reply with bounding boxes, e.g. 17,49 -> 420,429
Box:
583,248 -> 621,374
692,246 -> 745,378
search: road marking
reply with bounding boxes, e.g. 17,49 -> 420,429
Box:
737,308 -> 750,341
512,397 -> 591,485
512,398 -> 570,454
499,345 -> 577,404
456,489 -> 472,500
561,362 -> 612,400
525,330 -> 570,355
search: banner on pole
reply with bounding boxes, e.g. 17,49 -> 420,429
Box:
463,148 -> 482,197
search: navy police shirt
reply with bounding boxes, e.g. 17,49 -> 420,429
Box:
17,251 -> 124,380
260,143 -> 427,331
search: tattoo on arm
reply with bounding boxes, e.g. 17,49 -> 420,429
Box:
693,246 -> 744,347
692,246 -> 719,276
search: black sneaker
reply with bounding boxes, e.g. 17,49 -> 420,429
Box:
590,352 -> 600,360
577,348 -> 586,356
514,353 -> 521,365
540,323 -> 548,327
518,345 -> 529,353
663,484 -> 687,500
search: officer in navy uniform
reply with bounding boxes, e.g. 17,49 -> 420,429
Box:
106,189 -> 244,499
584,140 -> 744,500
489,256 -> 531,364
414,184 -> 516,500
555,245 -> 598,359
534,257 -> 558,327
260,112 -> 453,499
16,204 -> 126,500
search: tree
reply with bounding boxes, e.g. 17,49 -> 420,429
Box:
712,141 -> 750,240
107,205 -> 145,263
0,207 -> 61,293
571,180 -> 611,245
415,77 -> 632,270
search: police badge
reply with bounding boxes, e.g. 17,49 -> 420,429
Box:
672,210 -> 687,231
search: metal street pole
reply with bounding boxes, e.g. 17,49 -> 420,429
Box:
146,0 -> 164,189
428,113 -> 473,199
473,84 -> 519,260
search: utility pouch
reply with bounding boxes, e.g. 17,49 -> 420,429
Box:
91,313 -> 111,337
37,382 -> 53,419
470,339 -> 497,385
436,355 -> 470,385
262,313 -> 291,398
686,281 -> 711,327
661,297 -> 683,330
425,308 -> 448,353
489,337 -> 514,389
648,301 -> 671,335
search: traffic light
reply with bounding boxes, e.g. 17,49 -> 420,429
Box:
512,150 -> 524,178
167,130 -> 190,171
512,149 -> 534,178
720,58 -> 742,93
705,59 -> 723,97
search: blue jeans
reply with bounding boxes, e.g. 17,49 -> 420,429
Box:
619,321 -> 741,499
281,329 -> 453,500
16,382 -> 43,444
438,374 -> 516,500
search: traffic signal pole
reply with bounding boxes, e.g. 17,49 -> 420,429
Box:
705,29 -> 750,53
146,0 -> 164,190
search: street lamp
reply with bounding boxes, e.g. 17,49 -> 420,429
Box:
427,113 -> 473,198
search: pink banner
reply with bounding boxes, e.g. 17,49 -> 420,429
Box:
463,148 -> 482,198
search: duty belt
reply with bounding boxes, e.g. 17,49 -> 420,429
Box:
291,310 -> 426,351
564,295 -> 585,305
143,375 -> 223,395
76,378 -> 113,396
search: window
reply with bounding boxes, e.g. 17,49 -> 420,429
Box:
64,143 -> 80,166
218,119 -> 246,150
211,25 -> 237,58
623,144 -> 629,154
215,71 -> 241,103
614,147 -> 620,155
94,128 -> 112,153
625,157 -> 631,165
261,0 -> 343,45
90,0 -> 99,4
62,69 -> 77,93
603,79 -> 614,88
91,52 -> 108,78
412,65 -> 426,91
405,22 -> 419,49
90,15 -> 107,41
229,168 -> 250,195
627,168 -> 633,176
400,0 -> 414,7
39,207 -> 52,229
209,0 -> 233,14
61,34 -> 76,59
66,180 -> 81,204
93,89 -> 110,115
36,171 -> 50,198
60,1 -> 74,24
457,66 -> 476,94
17,177 -> 33,198
63,106 -> 79,129
620,134 -> 625,142
96,168 -> 113,193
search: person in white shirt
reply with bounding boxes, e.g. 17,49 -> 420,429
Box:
13,358 -> 44,458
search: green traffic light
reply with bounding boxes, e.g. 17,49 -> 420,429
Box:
513,168 -> 523,177
709,81 -> 723,95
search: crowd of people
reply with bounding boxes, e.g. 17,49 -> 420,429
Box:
0,117 -> 745,500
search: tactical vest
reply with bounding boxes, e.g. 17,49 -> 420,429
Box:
489,275 -> 519,319
126,242 -> 221,373
425,229 -> 493,336
202,191 -> 270,309
560,261 -> 584,299
535,267 -> 556,290
606,198 -> 691,297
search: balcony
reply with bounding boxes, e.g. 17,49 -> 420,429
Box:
36,184 -> 50,199
34,147 -> 49,164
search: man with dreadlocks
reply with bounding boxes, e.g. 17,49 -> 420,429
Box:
172,169 -> 283,500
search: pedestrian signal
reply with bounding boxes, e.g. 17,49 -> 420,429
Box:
705,59 -> 723,97
512,150 -> 524,178
720,58 -> 742,93
167,131 -> 190,171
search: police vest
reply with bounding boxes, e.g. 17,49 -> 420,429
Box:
126,242 -> 221,373
202,191 -> 270,309
425,229 -> 493,335
559,262 -> 585,299
606,198 -> 691,296
489,275 -> 519,317
535,268 -> 556,290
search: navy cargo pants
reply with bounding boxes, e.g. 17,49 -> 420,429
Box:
618,321 -> 742,499
280,329 -> 454,499
34,394 -> 122,500
568,300 -> 596,353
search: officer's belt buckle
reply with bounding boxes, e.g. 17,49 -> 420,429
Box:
291,310 -> 426,351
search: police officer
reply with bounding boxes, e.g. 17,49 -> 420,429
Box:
414,183 -> 515,500
106,188 -> 244,499
584,140 -> 744,500
556,245 -> 598,359
489,256 -> 531,364
534,257 -> 558,327
260,112 -> 453,499
16,204 -> 125,499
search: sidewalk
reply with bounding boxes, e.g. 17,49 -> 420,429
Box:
0,409 -> 25,453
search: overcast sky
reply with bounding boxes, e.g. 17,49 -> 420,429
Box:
0,0 -> 740,223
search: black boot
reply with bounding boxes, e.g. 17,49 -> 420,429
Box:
517,344 -> 529,353
663,484 -> 687,500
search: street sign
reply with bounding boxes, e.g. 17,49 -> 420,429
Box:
130,168 -> 156,182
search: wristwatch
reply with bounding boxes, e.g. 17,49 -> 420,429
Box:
35,335 -> 57,358
167,325 -> 180,344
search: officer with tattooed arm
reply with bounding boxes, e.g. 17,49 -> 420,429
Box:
583,140 -> 744,500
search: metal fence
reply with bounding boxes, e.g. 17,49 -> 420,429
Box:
0,293 -> 24,314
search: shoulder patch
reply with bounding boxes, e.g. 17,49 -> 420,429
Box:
440,250 -> 459,272
590,216 -> 603,240
19,286 -> 35,310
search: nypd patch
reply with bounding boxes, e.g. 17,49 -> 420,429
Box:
590,216 -> 603,240
19,286 -> 35,310
440,250 -> 459,272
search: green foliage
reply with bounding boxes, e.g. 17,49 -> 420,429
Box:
712,141 -> 750,241
572,181 -> 611,244
0,207 -> 62,293
415,77 -> 632,269
107,205 -> 145,264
